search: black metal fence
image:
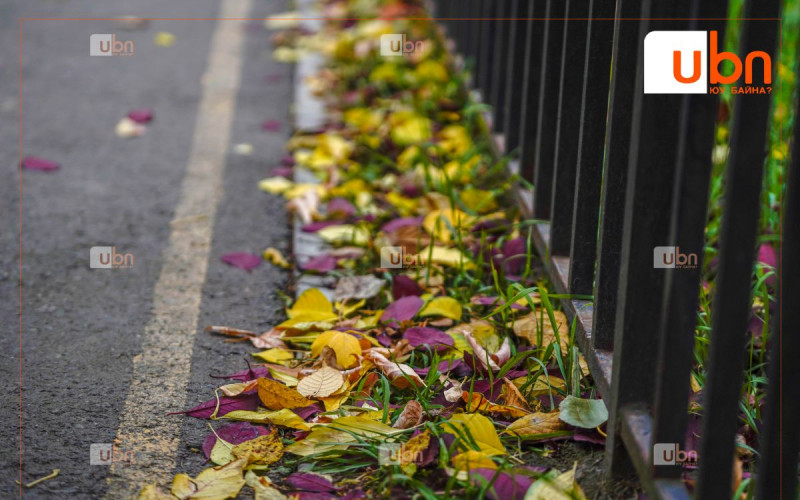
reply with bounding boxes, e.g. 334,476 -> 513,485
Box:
435,0 -> 798,498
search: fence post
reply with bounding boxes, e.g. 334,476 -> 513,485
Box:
518,0 -> 547,182
605,0 -> 692,477
548,0 -> 590,256
502,0 -> 530,155
531,0 -> 566,220
755,76 -> 800,500
651,1 -> 728,480
591,0 -> 640,351
696,1 -> 782,497
490,0 -> 511,133
566,0 -> 615,295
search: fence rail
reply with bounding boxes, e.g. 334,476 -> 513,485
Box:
435,0 -> 798,498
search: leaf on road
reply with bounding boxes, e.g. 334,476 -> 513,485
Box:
558,396 -> 608,429
257,377 -> 312,410
221,409 -> 310,431
220,253 -> 261,271
21,156 -> 60,172
296,366 -> 345,398
171,457 -> 246,500
262,248 -> 291,268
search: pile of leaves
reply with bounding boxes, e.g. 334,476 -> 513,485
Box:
137,2 -> 613,499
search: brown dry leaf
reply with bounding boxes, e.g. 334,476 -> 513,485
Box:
364,350 -> 425,389
501,378 -> 532,412
386,226 -> 431,254
512,309 -> 569,351
251,328 -> 288,350
504,411 -> 567,437
257,377 -> 312,410
232,432 -> 284,466
393,400 -> 423,429
296,366 -> 345,398
221,380 -> 258,397
462,391 -> 530,418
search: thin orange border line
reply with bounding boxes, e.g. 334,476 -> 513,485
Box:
17,15 -> 786,499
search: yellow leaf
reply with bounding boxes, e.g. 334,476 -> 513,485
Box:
319,392 -> 350,411
451,450 -> 497,471
512,310 -> 569,352
297,366 -> 345,398
524,463 -> 586,500
422,209 -> 471,243
286,416 -> 400,456
221,409 -> 310,431
388,111 -> 432,146
154,31 -> 176,47
279,289 -> 338,329
317,224 -> 369,246
137,484 -> 175,500
462,391 -> 530,418
171,457 -> 246,500
209,438 -> 235,466
420,296 -> 463,320
252,348 -> 294,365
513,375 -> 567,396
443,413 -> 506,456
311,331 -> 362,369
258,177 -> 293,195
437,125 -> 472,156
232,432 -> 284,465
257,378 -> 312,410
504,412 -> 566,438
244,471 -> 287,500
262,247 -> 291,268
416,246 -> 475,269
460,188 -> 498,214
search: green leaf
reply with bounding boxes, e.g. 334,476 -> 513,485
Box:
557,396 -> 608,428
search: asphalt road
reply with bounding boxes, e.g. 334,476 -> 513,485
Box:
1,0 -> 292,497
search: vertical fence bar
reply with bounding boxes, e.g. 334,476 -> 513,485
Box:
478,0 -> 496,100
502,0 -> 529,154
696,2 -> 782,497
651,1 -> 728,480
591,0 -> 640,351
548,0 -> 590,255
566,0 -> 615,294
606,0 -> 692,476
468,0 -> 483,83
531,0 -> 566,219
490,0 -> 510,133
756,77 -> 800,500
518,0 -> 547,182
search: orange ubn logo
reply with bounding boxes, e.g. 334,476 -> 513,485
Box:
644,31 -> 772,94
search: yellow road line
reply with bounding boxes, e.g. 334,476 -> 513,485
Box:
105,0 -> 252,496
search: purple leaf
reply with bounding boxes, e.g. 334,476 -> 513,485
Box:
300,255 -> 338,272
21,156 -> 60,172
404,327 -> 454,352
221,252 -> 261,271
169,392 -> 260,418
392,275 -> 421,299
470,469 -> 534,500
415,359 -> 468,377
381,296 -> 424,323
381,216 -> 424,233
210,364 -> 271,382
202,422 -> 271,458
327,197 -> 356,218
127,108 -> 154,123
270,166 -> 293,178
261,120 -> 281,132
757,243 -> 777,285
286,472 -> 336,492
293,403 -> 324,421
302,220 -> 345,232
341,488 -> 367,500
376,331 -> 392,347
286,493 -> 337,500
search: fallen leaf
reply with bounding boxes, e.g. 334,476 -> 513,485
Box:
154,31 -> 176,47
137,484 -> 174,500
296,366 -> 345,398
393,400 -> 423,428
512,310 -> 569,351
443,413 -> 506,456
286,416 -> 400,456
221,409 -> 310,431
462,392 -> 530,418
310,331 -> 362,369
252,348 -> 293,365
317,224 -> 369,246
380,295 -> 424,322
257,377 -> 312,410
232,431 -> 284,465
244,471 -> 287,500
115,117 -> 147,138
202,422 -> 271,460
262,248 -> 291,268
419,296 -> 463,320
285,472 -> 336,492
261,120 -> 281,132
403,327 -> 454,352
221,253 -> 261,271
258,177 -> 293,195
334,275 -> 385,301
171,457 -> 246,500
504,412 -> 566,438
21,156 -> 60,172
558,396 -> 608,429
127,108 -> 154,123
452,450 -> 498,471
364,350 -> 425,389
524,463 -> 586,500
